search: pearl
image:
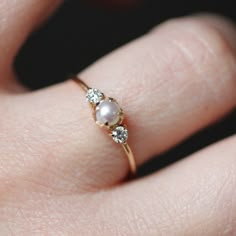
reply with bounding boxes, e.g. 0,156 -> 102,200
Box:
96,99 -> 121,126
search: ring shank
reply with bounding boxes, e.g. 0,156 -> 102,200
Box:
72,76 -> 90,92
72,76 -> 137,175
122,143 -> 136,174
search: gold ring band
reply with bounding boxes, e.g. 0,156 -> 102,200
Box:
72,76 -> 137,175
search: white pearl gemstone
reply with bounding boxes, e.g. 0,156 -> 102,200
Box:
96,99 -> 121,126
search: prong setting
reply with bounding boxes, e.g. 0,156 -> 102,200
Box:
86,88 -> 129,143
73,77 -> 136,175
94,97 -> 124,128
112,126 -> 128,144
86,88 -> 104,105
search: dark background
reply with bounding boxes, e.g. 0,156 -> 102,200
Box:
15,0 -> 236,176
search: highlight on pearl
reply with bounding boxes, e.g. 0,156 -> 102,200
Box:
96,99 -> 122,127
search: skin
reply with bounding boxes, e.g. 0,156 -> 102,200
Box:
0,1 -> 236,235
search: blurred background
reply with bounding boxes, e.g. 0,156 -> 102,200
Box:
15,0 -> 236,176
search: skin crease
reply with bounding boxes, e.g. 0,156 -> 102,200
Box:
0,1 -> 236,235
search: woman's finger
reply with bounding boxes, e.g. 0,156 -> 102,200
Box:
2,135 -> 235,235
3,14 -> 236,192
100,135 -> 236,236
0,0 -> 62,90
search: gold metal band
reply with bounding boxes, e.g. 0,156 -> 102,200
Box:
72,76 -> 137,175
122,143 -> 136,174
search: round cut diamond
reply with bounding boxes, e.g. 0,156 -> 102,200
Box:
86,88 -> 104,104
112,126 -> 128,144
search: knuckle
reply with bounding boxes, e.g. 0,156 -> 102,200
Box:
164,16 -> 234,60
156,16 -> 236,101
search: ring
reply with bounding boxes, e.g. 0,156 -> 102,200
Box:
72,76 -> 137,175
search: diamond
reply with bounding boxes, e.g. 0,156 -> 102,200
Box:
112,126 -> 128,144
86,88 -> 104,104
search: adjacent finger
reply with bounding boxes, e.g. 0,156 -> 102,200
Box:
3,14 -> 236,192
100,135 -> 236,236
2,135 -> 235,235
0,0 -> 62,89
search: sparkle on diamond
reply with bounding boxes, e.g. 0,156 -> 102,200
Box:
86,88 -> 104,104
112,126 -> 128,144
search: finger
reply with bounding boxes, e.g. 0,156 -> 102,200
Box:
3,14 -> 236,193
0,0 -> 62,89
2,136 -> 235,235
100,135 -> 236,236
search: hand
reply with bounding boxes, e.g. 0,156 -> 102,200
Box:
0,1 -> 235,235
